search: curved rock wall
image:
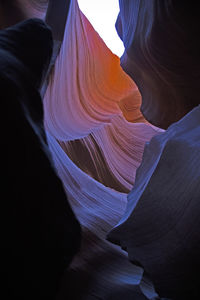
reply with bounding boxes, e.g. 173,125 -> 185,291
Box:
43,1 -> 162,299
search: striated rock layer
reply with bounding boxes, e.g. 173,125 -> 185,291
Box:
43,0 -> 161,192
42,0 -> 164,299
8,0 -> 200,299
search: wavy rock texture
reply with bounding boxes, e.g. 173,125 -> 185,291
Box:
43,0 -> 161,190
108,105 -> 200,299
117,0 -> 200,129
42,0 -> 163,299
10,1 -> 200,299
17,0 -> 48,19
107,1 -> 200,299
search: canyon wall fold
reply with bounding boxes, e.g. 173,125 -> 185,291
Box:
43,1 -> 162,299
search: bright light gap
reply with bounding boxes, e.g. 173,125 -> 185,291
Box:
78,0 -> 124,57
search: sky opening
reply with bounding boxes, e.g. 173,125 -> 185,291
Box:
78,0 -> 124,57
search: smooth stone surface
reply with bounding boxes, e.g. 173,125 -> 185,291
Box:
108,105 -> 200,299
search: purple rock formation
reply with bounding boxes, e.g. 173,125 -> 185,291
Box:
2,1 -> 200,299
108,1 -> 200,299
117,0 -> 200,129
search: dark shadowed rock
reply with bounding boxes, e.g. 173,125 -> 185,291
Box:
107,1 -> 200,299
1,19 -> 81,299
116,0 -> 200,129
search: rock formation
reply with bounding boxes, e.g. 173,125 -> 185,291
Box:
116,0 -> 200,129
43,0 -> 162,299
3,0 -> 199,299
108,1 -> 200,299
2,18 -> 81,299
